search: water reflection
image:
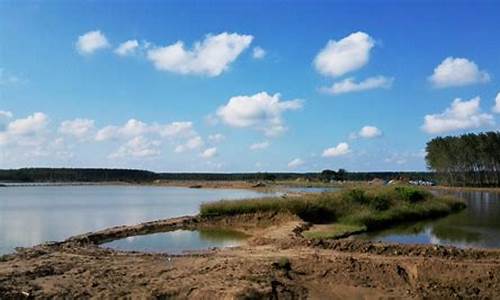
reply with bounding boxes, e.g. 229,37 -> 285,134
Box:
0,185 -> 274,255
101,229 -> 248,254
360,190 -> 500,248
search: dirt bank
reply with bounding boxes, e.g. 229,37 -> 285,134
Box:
1,213 -> 500,299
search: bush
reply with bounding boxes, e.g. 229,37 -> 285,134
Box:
395,186 -> 428,203
369,196 -> 391,211
344,189 -> 367,204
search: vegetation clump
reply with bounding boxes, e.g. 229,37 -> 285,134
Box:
200,186 -> 466,234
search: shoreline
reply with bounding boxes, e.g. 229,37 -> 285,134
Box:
1,212 -> 499,298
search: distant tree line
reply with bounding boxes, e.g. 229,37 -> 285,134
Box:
0,168 -> 435,183
426,131 -> 500,187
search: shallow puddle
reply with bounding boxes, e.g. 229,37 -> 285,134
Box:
101,228 -> 249,254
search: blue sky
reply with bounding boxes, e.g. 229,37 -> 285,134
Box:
1,1 -> 500,172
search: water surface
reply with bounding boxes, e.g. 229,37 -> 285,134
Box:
0,185 -> 273,255
102,228 -> 248,254
360,190 -> 500,248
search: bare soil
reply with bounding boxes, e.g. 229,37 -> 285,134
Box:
1,213 -> 499,299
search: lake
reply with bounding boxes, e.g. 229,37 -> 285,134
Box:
0,185 -> 274,255
360,190 -> 500,249
102,228 -> 249,254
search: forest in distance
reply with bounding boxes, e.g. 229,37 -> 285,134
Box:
426,131 -> 500,187
0,168 -> 433,184
2,130 -> 500,187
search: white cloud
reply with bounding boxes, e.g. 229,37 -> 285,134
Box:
59,118 -> 95,140
320,76 -> 393,95
358,126 -> 382,138
175,136 -> 204,153
146,32 -> 253,77
250,141 -> 269,150
493,92 -> 500,114
429,57 -> 490,88
422,97 -> 494,134
314,31 -> 374,77
0,110 -> 13,119
252,46 -> 266,59
0,69 -> 23,86
114,40 -> 139,56
288,158 -> 304,168
0,112 -> 49,146
7,112 -> 48,136
322,142 -> 350,157
96,119 -> 193,141
216,92 -> 303,137
201,147 -> 217,158
208,133 -> 225,143
76,30 -> 110,55
110,136 -> 160,158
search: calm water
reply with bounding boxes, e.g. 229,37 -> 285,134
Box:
0,185 -> 273,255
102,228 -> 248,254
360,191 -> 500,248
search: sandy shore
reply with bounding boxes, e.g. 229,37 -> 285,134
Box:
1,212 -> 499,299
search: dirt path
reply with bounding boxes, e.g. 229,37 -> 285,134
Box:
1,214 -> 500,299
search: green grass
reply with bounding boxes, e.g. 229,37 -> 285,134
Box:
200,185 -> 466,235
302,224 -> 367,239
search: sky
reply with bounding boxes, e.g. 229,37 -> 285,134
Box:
1,0 -> 500,172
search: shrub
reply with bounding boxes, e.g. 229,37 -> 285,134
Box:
395,186 -> 428,203
344,188 -> 368,204
369,196 -> 391,211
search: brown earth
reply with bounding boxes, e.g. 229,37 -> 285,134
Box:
1,213 -> 500,299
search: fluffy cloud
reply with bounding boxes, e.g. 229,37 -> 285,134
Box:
250,141 -> 269,150
422,97 -> 494,134
314,32 -> 374,77
114,40 -> 139,56
429,57 -> 490,88
110,136 -> 160,158
76,30 -> 110,55
208,133 -> 225,143
0,112 -> 49,146
157,121 -> 196,138
0,110 -> 13,119
493,92 -> 500,114
358,126 -> 382,138
252,46 -> 266,59
320,76 -> 393,95
287,158 -> 304,168
216,92 -> 303,137
59,118 -> 95,140
175,136 -> 204,153
146,32 -> 253,77
201,147 -> 217,158
322,142 -> 350,157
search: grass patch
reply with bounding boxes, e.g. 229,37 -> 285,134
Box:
200,185 -> 466,236
303,224 -> 367,239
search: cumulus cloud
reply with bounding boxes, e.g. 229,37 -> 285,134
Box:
422,97 -> 494,134
216,92 -> 303,137
0,112 -> 49,146
175,136 -> 204,153
201,147 -> 217,158
0,111 -> 13,119
109,136 -> 160,158
252,46 -> 266,59
314,32 -> 374,77
157,121 -> 196,138
114,39 -> 139,56
146,32 -> 253,77
493,92 -> 500,114
358,126 -> 382,138
429,57 -> 490,88
320,76 -> 393,95
76,30 -> 110,55
322,142 -> 350,157
59,118 -> 95,140
249,141 -> 269,150
287,158 -> 304,168
96,119 -> 195,141
208,133 -> 225,143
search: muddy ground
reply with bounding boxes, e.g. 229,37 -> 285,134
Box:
1,213 -> 500,299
